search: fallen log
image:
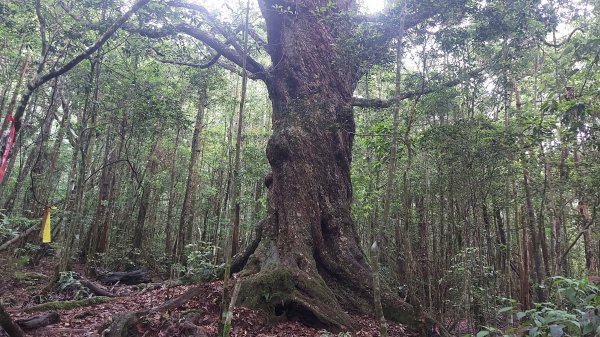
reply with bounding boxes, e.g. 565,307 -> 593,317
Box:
15,312 -> 59,330
14,272 -> 48,282
100,269 -> 150,285
81,279 -> 115,297
23,296 -> 115,313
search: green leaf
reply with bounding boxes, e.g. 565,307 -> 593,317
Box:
516,311 -> 527,320
562,320 -> 580,333
549,325 -> 564,337
476,331 -> 490,337
528,327 -> 538,336
498,306 -> 513,314
582,321 -> 595,335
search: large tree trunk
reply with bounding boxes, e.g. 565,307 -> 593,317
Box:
237,0 -> 418,331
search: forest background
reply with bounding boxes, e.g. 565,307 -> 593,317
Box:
0,0 -> 599,335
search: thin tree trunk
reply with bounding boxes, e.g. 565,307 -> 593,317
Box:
417,196 -> 430,306
133,136 -> 160,252
519,207 -> 530,309
174,87 -> 207,263
373,23 -> 406,337
574,150 -> 595,272
557,147 -> 568,273
1,57 -> 29,130
3,86 -> 57,213
220,2 -> 250,334
522,165 -> 546,302
41,81 -> 71,203
87,125 -> 114,259
57,59 -> 98,273
165,126 -> 181,256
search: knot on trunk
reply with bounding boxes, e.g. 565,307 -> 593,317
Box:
266,130 -> 292,168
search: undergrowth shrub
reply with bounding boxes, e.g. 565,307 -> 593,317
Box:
475,277 -> 600,337
176,242 -> 222,282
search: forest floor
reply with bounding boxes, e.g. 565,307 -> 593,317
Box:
0,255 -> 419,337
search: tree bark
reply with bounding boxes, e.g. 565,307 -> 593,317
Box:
0,301 -> 25,337
237,0 -> 419,331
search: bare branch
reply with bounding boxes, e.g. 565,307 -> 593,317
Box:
176,23 -> 266,80
542,27 -> 585,48
353,68 -> 483,108
127,20 -> 266,79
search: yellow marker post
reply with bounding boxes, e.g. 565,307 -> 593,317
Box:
41,207 -> 51,243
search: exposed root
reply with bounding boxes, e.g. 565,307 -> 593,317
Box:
238,266 -> 355,331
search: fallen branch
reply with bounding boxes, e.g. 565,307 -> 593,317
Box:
0,225 -> 36,251
147,286 -> 204,313
102,286 -> 205,336
131,279 -> 183,293
15,311 -> 59,330
23,296 -> 115,313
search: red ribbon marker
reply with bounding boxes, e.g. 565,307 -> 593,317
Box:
0,115 -> 16,182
